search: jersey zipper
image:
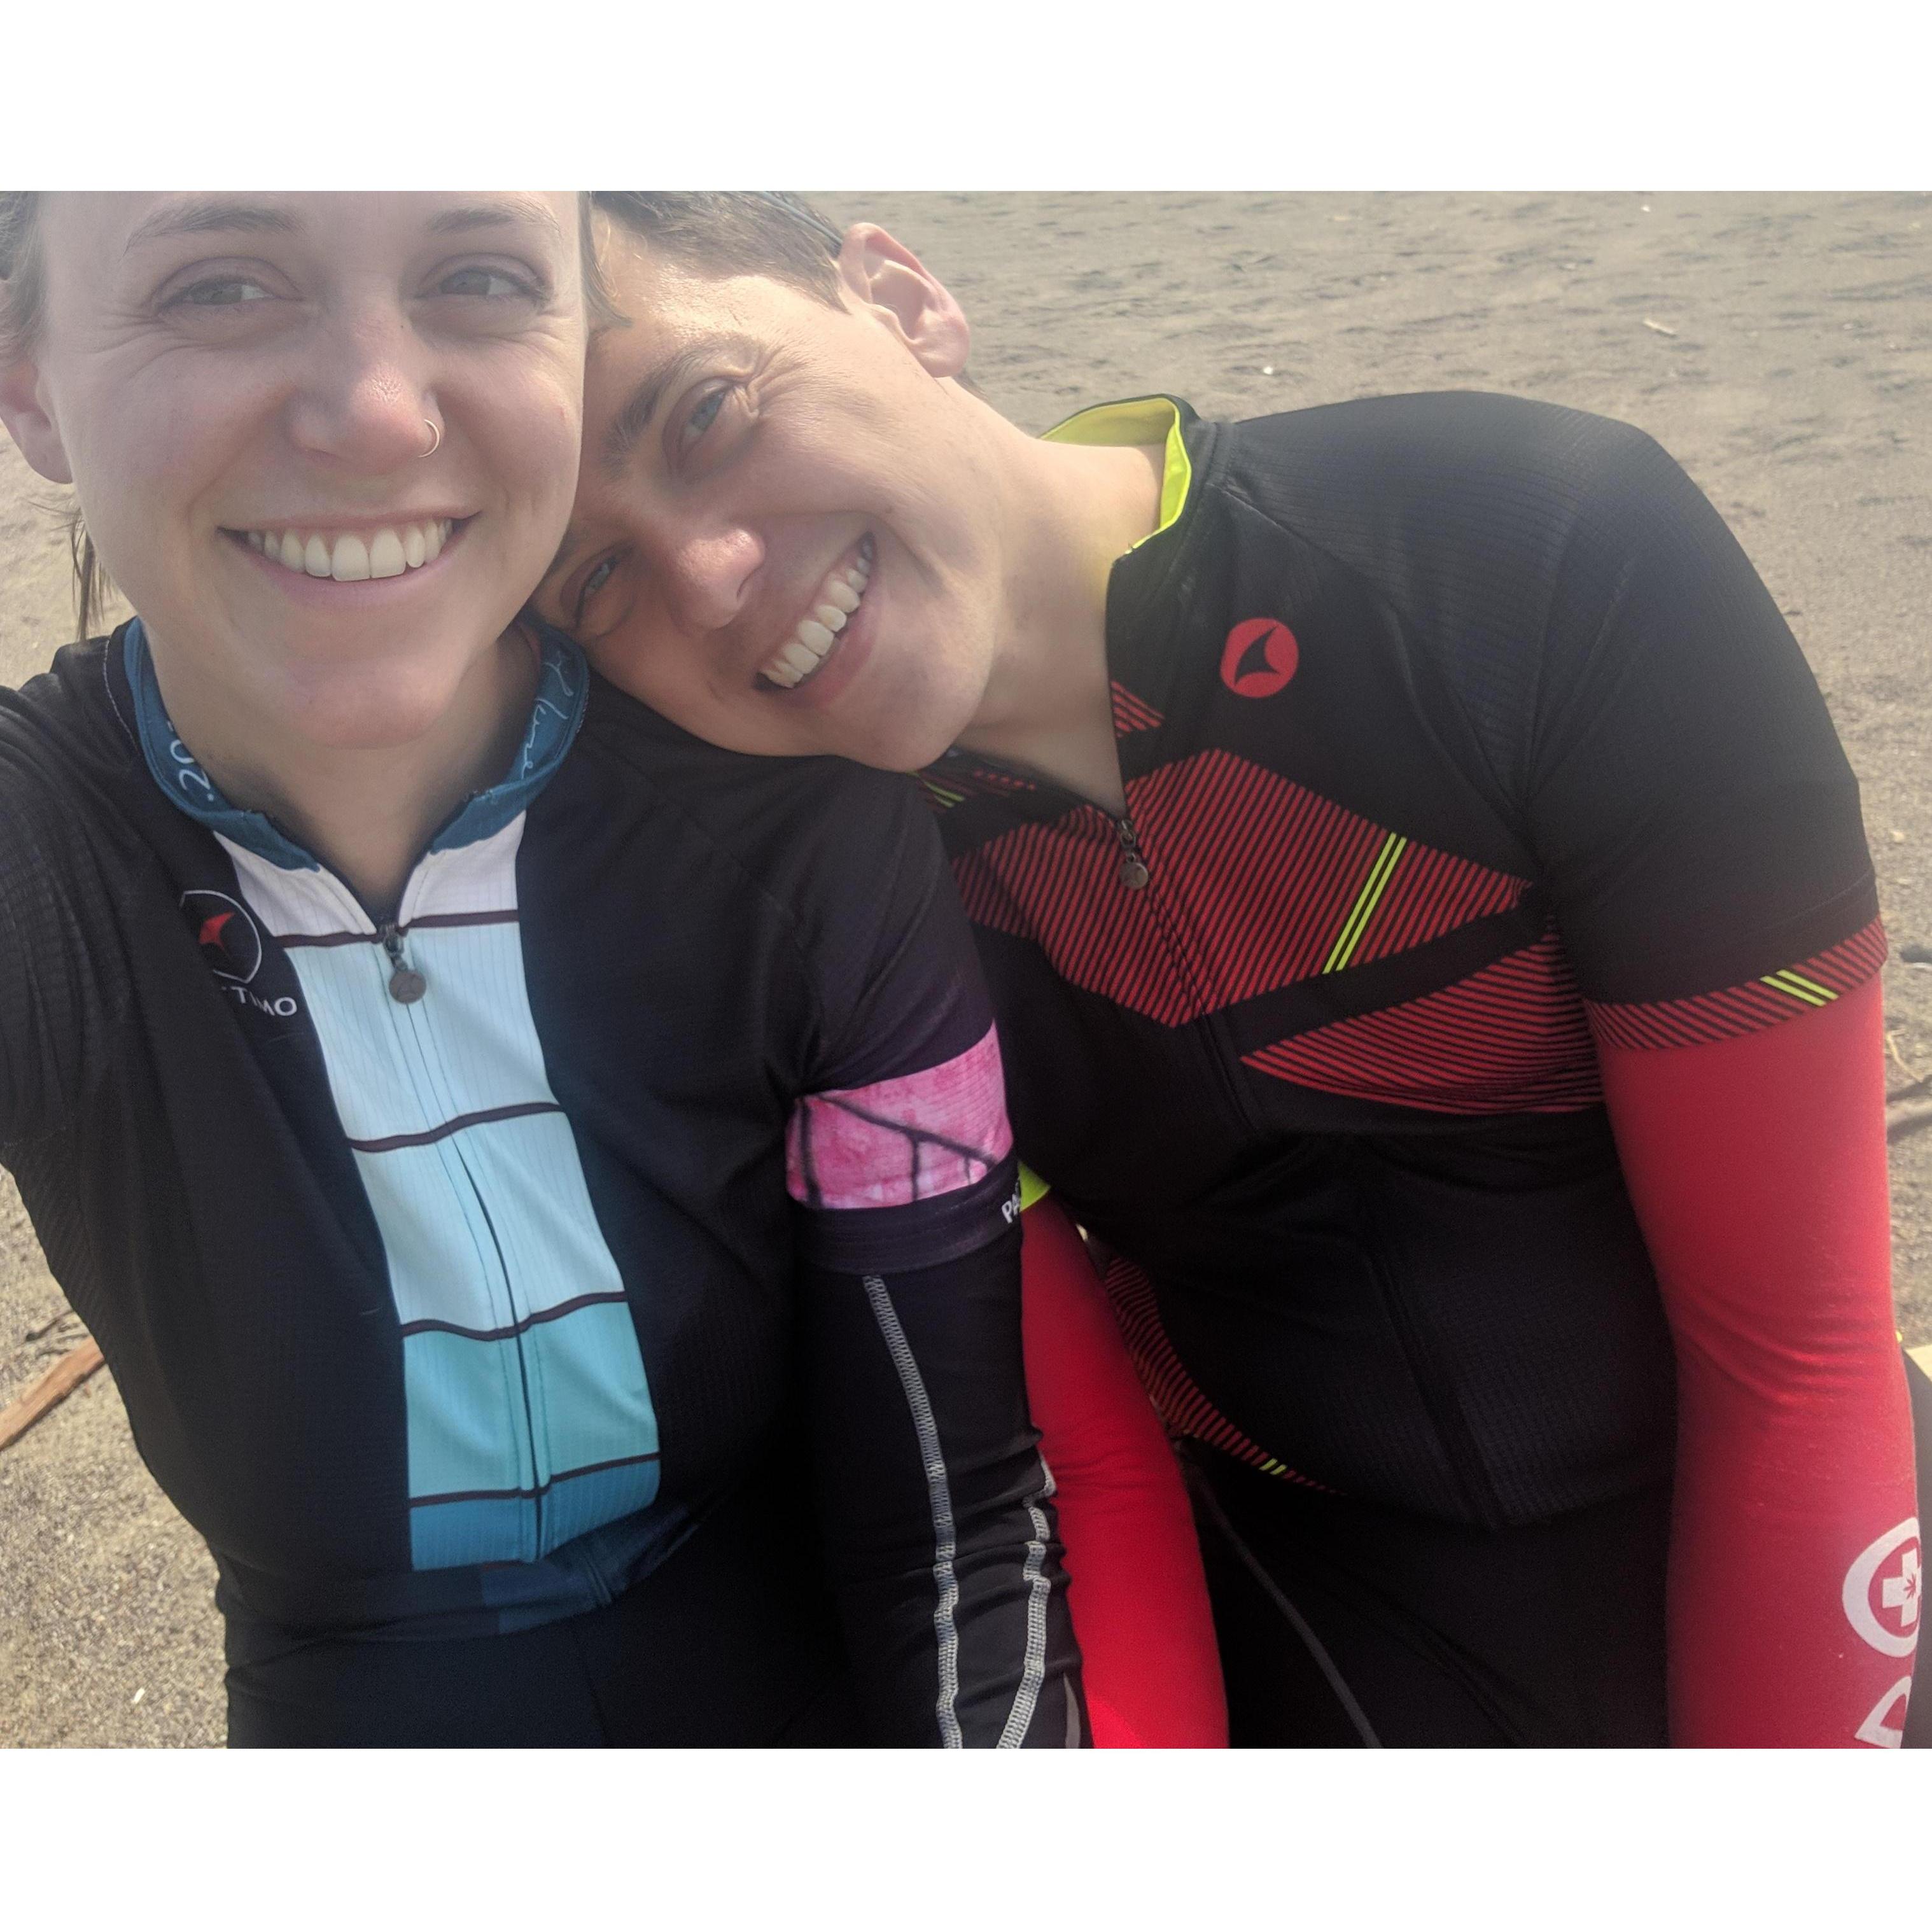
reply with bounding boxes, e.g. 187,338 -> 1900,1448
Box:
378,921 -> 428,1005
1114,813 -> 1151,892
986,766 -> 1264,1141
367,890 -> 542,1560
374,909 -> 547,1562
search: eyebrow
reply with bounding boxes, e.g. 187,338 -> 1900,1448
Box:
428,197 -> 566,247
599,344 -> 707,475
598,335 -> 751,477
123,193 -> 565,258
123,198 -> 302,255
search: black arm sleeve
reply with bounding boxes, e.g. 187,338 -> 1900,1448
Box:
797,1211 -> 1085,1748
781,767 -> 1083,1744
0,742 -> 109,1152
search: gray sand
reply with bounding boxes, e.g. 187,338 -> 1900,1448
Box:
3,192 -> 1929,1746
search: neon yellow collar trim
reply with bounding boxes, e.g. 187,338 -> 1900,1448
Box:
1040,396 -> 1193,550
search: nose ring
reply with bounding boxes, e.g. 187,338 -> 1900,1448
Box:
419,418 -> 442,458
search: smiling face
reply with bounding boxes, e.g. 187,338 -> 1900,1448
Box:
535,225 -> 1011,772
0,192 -> 585,753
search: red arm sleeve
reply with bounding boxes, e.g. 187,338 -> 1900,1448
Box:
1019,1192 -> 1228,1747
1598,977 -> 1920,1747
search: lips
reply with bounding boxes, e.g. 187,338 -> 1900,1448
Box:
758,534 -> 875,691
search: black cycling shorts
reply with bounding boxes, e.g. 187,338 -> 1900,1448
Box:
224,1473 -> 861,1748
1186,1446 -> 1671,1747
1192,1347 -> 1932,1748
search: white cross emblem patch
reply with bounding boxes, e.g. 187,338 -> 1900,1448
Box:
1842,1518 -> 1922,1658
1881,1542 -> 1920,1629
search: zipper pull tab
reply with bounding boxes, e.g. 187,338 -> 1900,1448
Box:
380,923 -> 427,1005
1116,816 -> 1149,892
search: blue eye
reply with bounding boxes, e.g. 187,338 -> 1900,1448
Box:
438,265 -> 538,301
686,388 -> 727,440
174,277 -> 271,307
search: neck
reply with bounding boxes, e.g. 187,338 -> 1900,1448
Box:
151,633 -> 541,921
953,426 -> 1163,818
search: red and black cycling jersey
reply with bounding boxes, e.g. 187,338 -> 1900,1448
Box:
0,625 -> 1080,1746
925,391 -> 1884,1531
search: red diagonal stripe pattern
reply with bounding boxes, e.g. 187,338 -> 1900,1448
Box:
1110,680 -> 1164,734
954,797 -> 1200,1023
951,748 -> 1527,1027
1242,928 -> 1602,1114
1350,837 -> 1527,966
1585,917 -> 1888,1051
1101,1253 -> 1331,1489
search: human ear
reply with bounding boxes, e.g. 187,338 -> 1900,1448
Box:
834,225 -> 972,381
0,356 -> 73,484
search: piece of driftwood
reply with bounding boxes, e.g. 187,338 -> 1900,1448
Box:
0,1338 -> 105,1452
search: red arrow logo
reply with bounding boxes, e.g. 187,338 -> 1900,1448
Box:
1221,618 -> 1300,699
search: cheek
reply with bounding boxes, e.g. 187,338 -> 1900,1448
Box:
70,380 -> 225,518
467,354 -> 583,505
521,363 -> 586,483
61,394 -> 232,604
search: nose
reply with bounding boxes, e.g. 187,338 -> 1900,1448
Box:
658,520 -> 766,634
286,298 -> 436,474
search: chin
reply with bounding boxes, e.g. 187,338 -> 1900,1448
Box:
862,681 -> 979,776
276,654 -> 479,754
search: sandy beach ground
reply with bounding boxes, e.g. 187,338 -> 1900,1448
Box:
3,191 -> 1929,1747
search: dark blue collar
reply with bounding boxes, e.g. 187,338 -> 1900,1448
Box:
124,619 -> 589,872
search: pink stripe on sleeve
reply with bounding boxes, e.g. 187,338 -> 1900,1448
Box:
787,1026 -> 1014,1210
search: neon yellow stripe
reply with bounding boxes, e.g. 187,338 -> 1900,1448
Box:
1040,396 -> 1194,549
1323,835 -> 1406,974
921,780 -> 965,808
1323,839 -> 1399,974
1769,974 -> 1831,1004
1017,1163 -> 1051,1213
1761,970 -> 1831,1007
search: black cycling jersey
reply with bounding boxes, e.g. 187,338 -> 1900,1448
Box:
0,622 -> 1081,1746
925,392 -> 1881,1531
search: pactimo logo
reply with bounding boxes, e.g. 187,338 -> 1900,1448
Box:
1220,617 -> 1300,699
183,890 -> 261,983
1841,1516 -> 1921,1659
181,890 -> 296,1018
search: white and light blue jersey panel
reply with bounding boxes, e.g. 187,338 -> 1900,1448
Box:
220,818 -> 659,1571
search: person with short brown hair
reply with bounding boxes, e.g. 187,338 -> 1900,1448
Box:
536,192 -> 1922,1747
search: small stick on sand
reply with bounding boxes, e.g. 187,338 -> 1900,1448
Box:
1642,318 -> 1679,337
0,1338 -> 105,1453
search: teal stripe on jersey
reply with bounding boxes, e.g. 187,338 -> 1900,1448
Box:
403,1325 -> 537,1501
352,1111 -> 629,1331
410,1460 -> 661,1572
402,1302 -> 660,1501
225,812 -> 662,1575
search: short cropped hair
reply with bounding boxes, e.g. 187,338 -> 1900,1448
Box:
587,192 -> 986,399
590,192 -> 846,311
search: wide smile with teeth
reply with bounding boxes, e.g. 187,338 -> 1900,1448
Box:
760,536 -> 874,690
237,519 -> 458,583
